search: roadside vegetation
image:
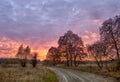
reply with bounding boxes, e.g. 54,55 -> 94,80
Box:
0,64 -> 58,82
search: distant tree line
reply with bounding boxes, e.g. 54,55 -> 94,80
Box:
16,45 -> 38,67
0,58 -> 19,64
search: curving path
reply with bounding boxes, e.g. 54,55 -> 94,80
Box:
48,67 -> 115,82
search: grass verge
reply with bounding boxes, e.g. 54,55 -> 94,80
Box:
0,64 -> 58,82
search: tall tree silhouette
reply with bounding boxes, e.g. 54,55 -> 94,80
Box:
31,53 -> 38,67
58,30 -> 86,66
100,16 -> 120,70
87,41 -> 106,69
46,47 -> 60,65
16,45 -> 31,67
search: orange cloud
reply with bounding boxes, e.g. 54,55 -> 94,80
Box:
0,37 -> 58,60
31,49 -> 48,60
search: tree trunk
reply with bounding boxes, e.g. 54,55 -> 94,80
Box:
74,55 -> 77,67
66,54 -> 69,67
94,56 -> 103,70
109,27 -> 120,58
70,54 -> 72,66
110,28 -> 120,70
69,47 -> 72,66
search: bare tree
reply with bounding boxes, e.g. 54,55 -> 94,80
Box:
58,30 -> 86,66
46,31 -> 86,67
57,45 -> 70,66
100,18 -> 120,59
73,47 -> 86,66
16,45 -> 31,67
46,47 -> 60,65
31,53 -> 38,67
87,41 -> 106,69
100,16 -> 120,70
16,45 -> 24,58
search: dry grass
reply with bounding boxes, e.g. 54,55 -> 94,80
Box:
0,64 -> 58,82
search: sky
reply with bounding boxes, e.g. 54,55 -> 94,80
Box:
0,0 -> 120,60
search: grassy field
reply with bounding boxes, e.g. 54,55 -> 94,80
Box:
0,64 -> 58,82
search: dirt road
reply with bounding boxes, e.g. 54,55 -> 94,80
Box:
48,67 -> 115,82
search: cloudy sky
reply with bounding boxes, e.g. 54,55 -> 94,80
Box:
0,0 -> 120,59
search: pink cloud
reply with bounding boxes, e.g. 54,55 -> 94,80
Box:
0,37 -> 20,58
82,31 -> 100,45
0,37 -> 58,60
92,19 -> 102,26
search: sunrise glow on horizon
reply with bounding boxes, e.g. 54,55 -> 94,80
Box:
0,0 -> 120,60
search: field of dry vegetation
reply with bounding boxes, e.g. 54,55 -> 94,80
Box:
0,64 -> 58,82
